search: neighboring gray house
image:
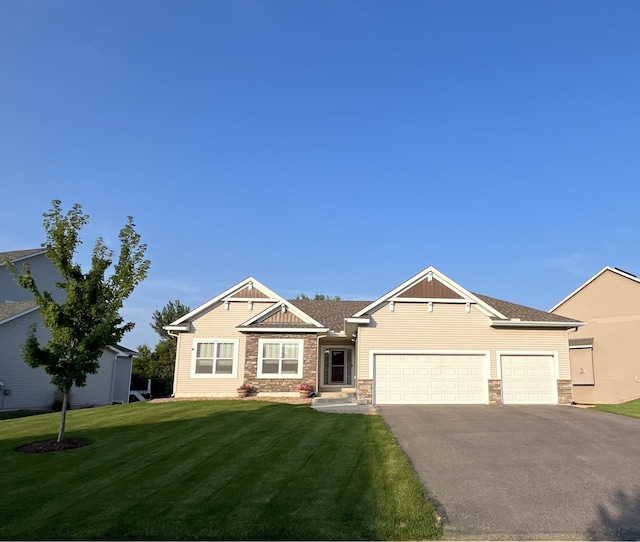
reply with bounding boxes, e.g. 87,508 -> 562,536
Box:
0,249 -> 135,410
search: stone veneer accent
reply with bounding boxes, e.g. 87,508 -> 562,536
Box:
244,333 -> 318,393
557,379 -> 573,404
356,379 -> 373,404
488,379 -> 502,405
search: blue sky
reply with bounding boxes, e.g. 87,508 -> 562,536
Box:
2,0 -> 639,349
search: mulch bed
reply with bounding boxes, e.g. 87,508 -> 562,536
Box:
16,438 -> 90,454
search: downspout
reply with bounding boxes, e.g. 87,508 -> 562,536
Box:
167,330 -> 180,398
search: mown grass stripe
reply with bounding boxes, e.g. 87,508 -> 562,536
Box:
1,401 -> 441,540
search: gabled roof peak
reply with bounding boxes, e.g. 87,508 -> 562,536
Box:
550,266 -> 640,312
169,276 -> 282,326
352,266 -> 508,319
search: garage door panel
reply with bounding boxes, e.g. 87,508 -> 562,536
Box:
374,353 -> 487,405
501,355 -> 556,405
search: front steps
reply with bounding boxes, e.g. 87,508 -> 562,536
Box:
312,390 -> 358,407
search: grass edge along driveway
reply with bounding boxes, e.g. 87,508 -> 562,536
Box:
0,400 -> 442,540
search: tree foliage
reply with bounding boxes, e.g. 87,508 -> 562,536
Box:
7,200 -> 150,442
294,293 -> 342,301
150,300 -> 190,340
133,300 -> 190,397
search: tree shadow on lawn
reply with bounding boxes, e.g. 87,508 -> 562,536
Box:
586,487 -> 640,541
0,400 -> 440,540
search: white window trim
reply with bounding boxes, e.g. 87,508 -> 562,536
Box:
190,338 -> 239,378
257,338 -> 304,379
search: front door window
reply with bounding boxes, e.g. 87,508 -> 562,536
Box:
331,350 -> 345,384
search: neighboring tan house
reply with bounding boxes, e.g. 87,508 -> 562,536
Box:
167,266 -> 581,405
550,266 -> 640,404
0,249 -> 135,410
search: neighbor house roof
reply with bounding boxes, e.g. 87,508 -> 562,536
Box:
0,301 -> 38,324
0,248 -> 46,264
108,344 -> 139,356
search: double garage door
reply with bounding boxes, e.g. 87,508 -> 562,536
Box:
374,353 -> 556,405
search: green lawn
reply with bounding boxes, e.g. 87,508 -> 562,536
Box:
0,410 -> 49,420
0,400 -> 442,540
593,399 -> 640,419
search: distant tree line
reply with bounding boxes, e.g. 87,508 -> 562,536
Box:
133,300 -> 189,397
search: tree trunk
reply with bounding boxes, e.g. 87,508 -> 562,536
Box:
57,389 -> 69,443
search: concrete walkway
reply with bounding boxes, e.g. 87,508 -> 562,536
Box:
311,403 -> 378,414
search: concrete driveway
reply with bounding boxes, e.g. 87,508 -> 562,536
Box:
380,405 -> 640,540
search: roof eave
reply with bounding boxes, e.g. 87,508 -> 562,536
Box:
491,320 -> 584,329
236,326 -> 329,333
163,324 -> 190,332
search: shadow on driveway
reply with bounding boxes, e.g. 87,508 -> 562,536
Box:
380,405 -> 640,540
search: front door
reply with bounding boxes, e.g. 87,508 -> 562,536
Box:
330,350 -> 346,384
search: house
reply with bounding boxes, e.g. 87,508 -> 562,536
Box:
550,266 -> 640,404
168,266 -> 581,405
0,249 -> 135,410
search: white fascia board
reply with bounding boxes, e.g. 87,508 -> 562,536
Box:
236,327 -> 329,333
222,297 -> 280,303
238,300 -> 326,329
490,320 -> 584,329
170,276 -> 284,325
550,266 -> 640,313
107,345 -> 138,357
353,266 -> 507,319
0,305 -> 39,325
344,317 -> 371,324
389,297 -> 473,304
163,324 -> 190,332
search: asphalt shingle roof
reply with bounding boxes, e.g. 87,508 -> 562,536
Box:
288,294 -> 579,332
473,294 -> 580,324
0,301 -> 37,322
0,248 -> 45,264
288,300 -> 371,332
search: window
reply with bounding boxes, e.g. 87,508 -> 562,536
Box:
191,339 -> 239,378
258,339 -> 304,378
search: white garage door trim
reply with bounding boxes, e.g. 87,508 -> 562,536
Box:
497,351 -> 559,405
371,350 -> 490,405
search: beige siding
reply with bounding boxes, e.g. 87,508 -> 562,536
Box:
553,270 -> 640,404
357,303 -> 570,380
569,348 -> 595,385
174,301 -> 274,397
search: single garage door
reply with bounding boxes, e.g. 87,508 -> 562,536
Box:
374,353 -> 488,404
501,354 -> 556,404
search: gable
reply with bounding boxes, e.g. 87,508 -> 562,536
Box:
552,268 -> 640,320
259,310 -> 306,325
169,277 -> 281,328
237,301 -> 328,332
354,266 -> 506,320
228,285 -> 270,299
397,277 -> 462,299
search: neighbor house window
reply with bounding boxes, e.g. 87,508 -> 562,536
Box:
191,339 -> 239,378
257,339 -> 304,378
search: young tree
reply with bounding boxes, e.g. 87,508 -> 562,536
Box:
7,201 -> 150,442
150,300 -> 190,340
